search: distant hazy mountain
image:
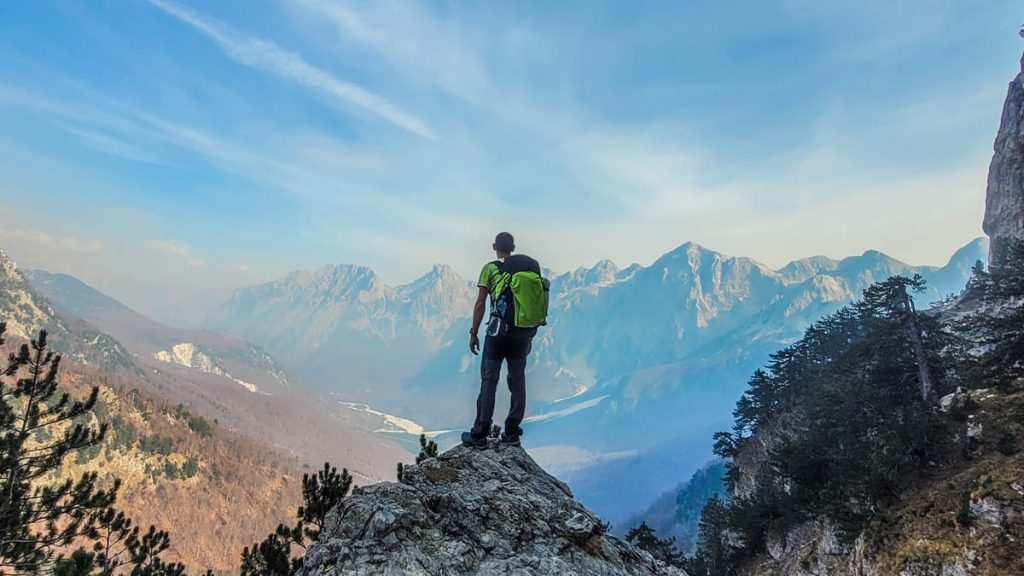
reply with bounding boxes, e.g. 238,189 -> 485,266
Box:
204,263 -> 476,407
19,266 -> 408,482
0,250 -> 135,373
523,238 -> 988,522
199,237 -> 988,523
3,252 -> 411,571
26,269 -> 295,395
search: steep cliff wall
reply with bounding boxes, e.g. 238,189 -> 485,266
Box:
984,52 -> 1024,257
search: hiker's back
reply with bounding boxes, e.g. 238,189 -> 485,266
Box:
489,254 -> 549,338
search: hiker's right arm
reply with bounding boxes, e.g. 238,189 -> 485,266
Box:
470,286 -> 487,354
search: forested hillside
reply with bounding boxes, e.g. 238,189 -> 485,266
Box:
0,248 -> 405,572
3,330 -> 304,572
681,243 -> 1024,575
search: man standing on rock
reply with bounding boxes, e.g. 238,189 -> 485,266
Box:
463,232 -> 549,448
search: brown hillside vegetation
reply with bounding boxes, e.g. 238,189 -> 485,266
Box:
863,385 -> 1024,575
44,352 -> 309,573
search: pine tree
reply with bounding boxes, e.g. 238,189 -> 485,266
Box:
0,324 -> 187,574
625,521 -> 683,567
91,507 -> 138,572
298,464 -> 352,542
398,434 -> 443,483
859,275 -> 936,401
707,275 -> 949,555
240,524 -> 300,576
241,463 -> 352,575
0,327 -> 117,572
692,495 -> 730,576
52,548 -> 95,576
127,525 -> 187,576
416,434 -> 438,464
958,240 -> 1024,387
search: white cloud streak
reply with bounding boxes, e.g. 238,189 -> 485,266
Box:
0,228 -> 105,254
147,239 -> 205,267
144,0 -> 433,138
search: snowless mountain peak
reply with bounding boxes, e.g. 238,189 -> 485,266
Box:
423,263 -> 463,284
651,241 -> 716,270
571,259 -> 621,280
662,240 -> 711,258
777,255 -> 842,283
856,248 -> 899,265
945,237 -> 989,267
592,258 -> 620,272
780,249 -> 917,285
398,264 -> 472,299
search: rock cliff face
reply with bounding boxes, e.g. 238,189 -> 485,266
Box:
984,51 -> 1024,256
298,442 -> 686,576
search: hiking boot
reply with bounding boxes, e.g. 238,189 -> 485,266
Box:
461,432 -> 487,448
499,433 -> 521,447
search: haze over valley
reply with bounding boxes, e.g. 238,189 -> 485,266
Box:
16,235 -> 988,524
1,1 -> 1020,573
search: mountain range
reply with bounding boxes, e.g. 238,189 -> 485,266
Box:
197,237 -> 988,523
8,235 -> 989,530
0,250 -> 411,569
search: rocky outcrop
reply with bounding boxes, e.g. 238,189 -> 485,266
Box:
298,442 -> 686,576
984,51 -> 1024,257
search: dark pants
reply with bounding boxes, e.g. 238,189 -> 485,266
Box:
471,335 -> 531,439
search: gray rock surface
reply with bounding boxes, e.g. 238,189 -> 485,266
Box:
298,442 -> 686,576
984,51 -> 1024,256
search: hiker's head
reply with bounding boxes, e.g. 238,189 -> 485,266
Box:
493,232 -> 515,257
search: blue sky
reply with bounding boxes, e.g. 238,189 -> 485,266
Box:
0,0 -> 1021,318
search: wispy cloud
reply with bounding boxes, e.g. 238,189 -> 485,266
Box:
59,124 -> 168,165
0,78 -> 351,205
290,0 -> 491,106
0,228 -> 105,254
0,0 -> 1009,295
147,239 -> 205,266
144,0 -> 433,138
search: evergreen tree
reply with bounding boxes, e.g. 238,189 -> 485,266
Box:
858,275 -> 936,401
241,463 -> 353,575
693,495 -> 730,576
91,507 -> 138,572
298,464 -> 352,542
53,548 -> 95,576
957,240 -> 1024,388
127,526 -> 186,576
398,433 -> 443,483
0,327 -> 117,572
416,434 -> 438,464
708,275 -> 948,559
625,521 -> 683,567
0,324 -> 187,574
240,524 -> 300,576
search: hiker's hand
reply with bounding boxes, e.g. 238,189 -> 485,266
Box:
470,333 -> 480,355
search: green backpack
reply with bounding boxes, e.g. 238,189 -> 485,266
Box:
491,254 -> 549,334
